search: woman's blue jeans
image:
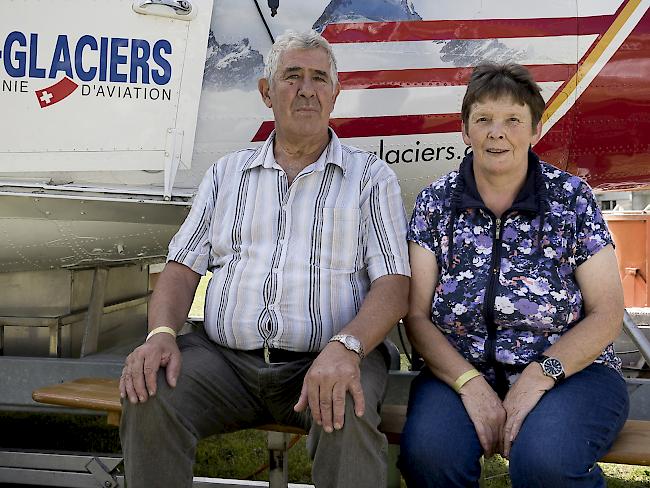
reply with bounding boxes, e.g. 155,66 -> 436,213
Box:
398,363 -> 629,488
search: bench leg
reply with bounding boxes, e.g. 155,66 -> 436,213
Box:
268,431 -> 290,488
85,457 -> 120,488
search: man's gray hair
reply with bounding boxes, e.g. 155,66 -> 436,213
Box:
264,30 -> 339,86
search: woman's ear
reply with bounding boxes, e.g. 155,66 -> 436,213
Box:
531,120 -> 542,146
461,121 -> 471,146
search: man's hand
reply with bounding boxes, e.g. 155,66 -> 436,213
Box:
119,333 -> 182,404
459,376 -> 507,458
294,341 -> 364,433
501,363 -> 554,458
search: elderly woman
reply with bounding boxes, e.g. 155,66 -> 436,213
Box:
398,63 -> 629,487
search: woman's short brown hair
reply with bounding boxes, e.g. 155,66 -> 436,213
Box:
461,63 -> 545,132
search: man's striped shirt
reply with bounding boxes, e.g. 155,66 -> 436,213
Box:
168,130 -> 410,351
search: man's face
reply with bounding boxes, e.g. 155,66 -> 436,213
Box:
259,48 -> 340,141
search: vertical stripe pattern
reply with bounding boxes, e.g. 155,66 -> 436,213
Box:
167,130 -> 410,352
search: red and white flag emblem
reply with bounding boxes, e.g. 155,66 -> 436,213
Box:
251,0 -> 646,142
35,77 -> 79,108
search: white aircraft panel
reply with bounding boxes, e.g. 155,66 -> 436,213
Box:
333,82 -> 563,118
413,0 -> 622,19
0,0 -> 212,172
334,35 -> 598,72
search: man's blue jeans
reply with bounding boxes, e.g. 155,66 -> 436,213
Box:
398,363 -> 629,488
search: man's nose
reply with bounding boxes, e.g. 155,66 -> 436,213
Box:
298,78 -> 316,97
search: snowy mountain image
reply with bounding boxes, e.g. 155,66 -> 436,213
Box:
440,39 -> 527,66
313,0 -> 421,32
203,31 -> 265,90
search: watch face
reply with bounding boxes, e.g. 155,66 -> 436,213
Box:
344,336 -> 360,350
543,357 -> 563,377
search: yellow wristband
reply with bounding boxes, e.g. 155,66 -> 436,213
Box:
146,326 -> 177,342
453,369 -> 482,393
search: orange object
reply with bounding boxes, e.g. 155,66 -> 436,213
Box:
604,212 -> 650,307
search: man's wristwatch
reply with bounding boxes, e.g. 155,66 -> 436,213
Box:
329,334 -> 365,359
535,355 -> 565,383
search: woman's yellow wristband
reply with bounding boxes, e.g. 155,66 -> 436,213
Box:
452,369 -> 482,393
146,326 -> 177,342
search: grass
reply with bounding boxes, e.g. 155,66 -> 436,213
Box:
480,457 -> 650,488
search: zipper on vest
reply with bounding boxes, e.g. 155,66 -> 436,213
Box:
483,215 -> 503,364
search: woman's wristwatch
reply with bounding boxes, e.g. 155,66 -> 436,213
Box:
535,355 -> 565,383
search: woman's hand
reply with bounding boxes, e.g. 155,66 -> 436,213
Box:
459,376 -> 507,458
501,363 -> 554,458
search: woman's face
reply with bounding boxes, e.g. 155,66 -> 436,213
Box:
462,96 -> 542,178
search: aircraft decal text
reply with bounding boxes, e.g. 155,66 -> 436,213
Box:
0,32 -> 175,108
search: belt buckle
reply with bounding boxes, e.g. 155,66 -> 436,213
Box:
264,344 -> 271,364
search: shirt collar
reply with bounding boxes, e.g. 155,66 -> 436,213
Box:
239,128 -> 347,176
458,149 -> 542,213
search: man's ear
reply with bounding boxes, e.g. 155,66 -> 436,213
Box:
259,78 -> 272,108
332,82 -> 341,104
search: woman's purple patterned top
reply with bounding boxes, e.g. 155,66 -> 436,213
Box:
408,151 -> 621,390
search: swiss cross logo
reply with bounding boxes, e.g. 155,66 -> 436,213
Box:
39,90 -> 54,104
35,77 -> 79,108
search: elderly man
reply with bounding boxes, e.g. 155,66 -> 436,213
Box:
119,30 -> 410,488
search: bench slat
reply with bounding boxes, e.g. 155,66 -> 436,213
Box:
32,378 -> 650,467
600,420 -> 650,465
32,378 -> 121,413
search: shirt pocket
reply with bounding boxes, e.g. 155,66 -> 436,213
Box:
314,208 -> 361,272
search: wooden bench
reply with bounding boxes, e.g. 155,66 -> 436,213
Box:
31,377 -> 407,487
31,377 -> 404,435
31,377 -> 650,487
